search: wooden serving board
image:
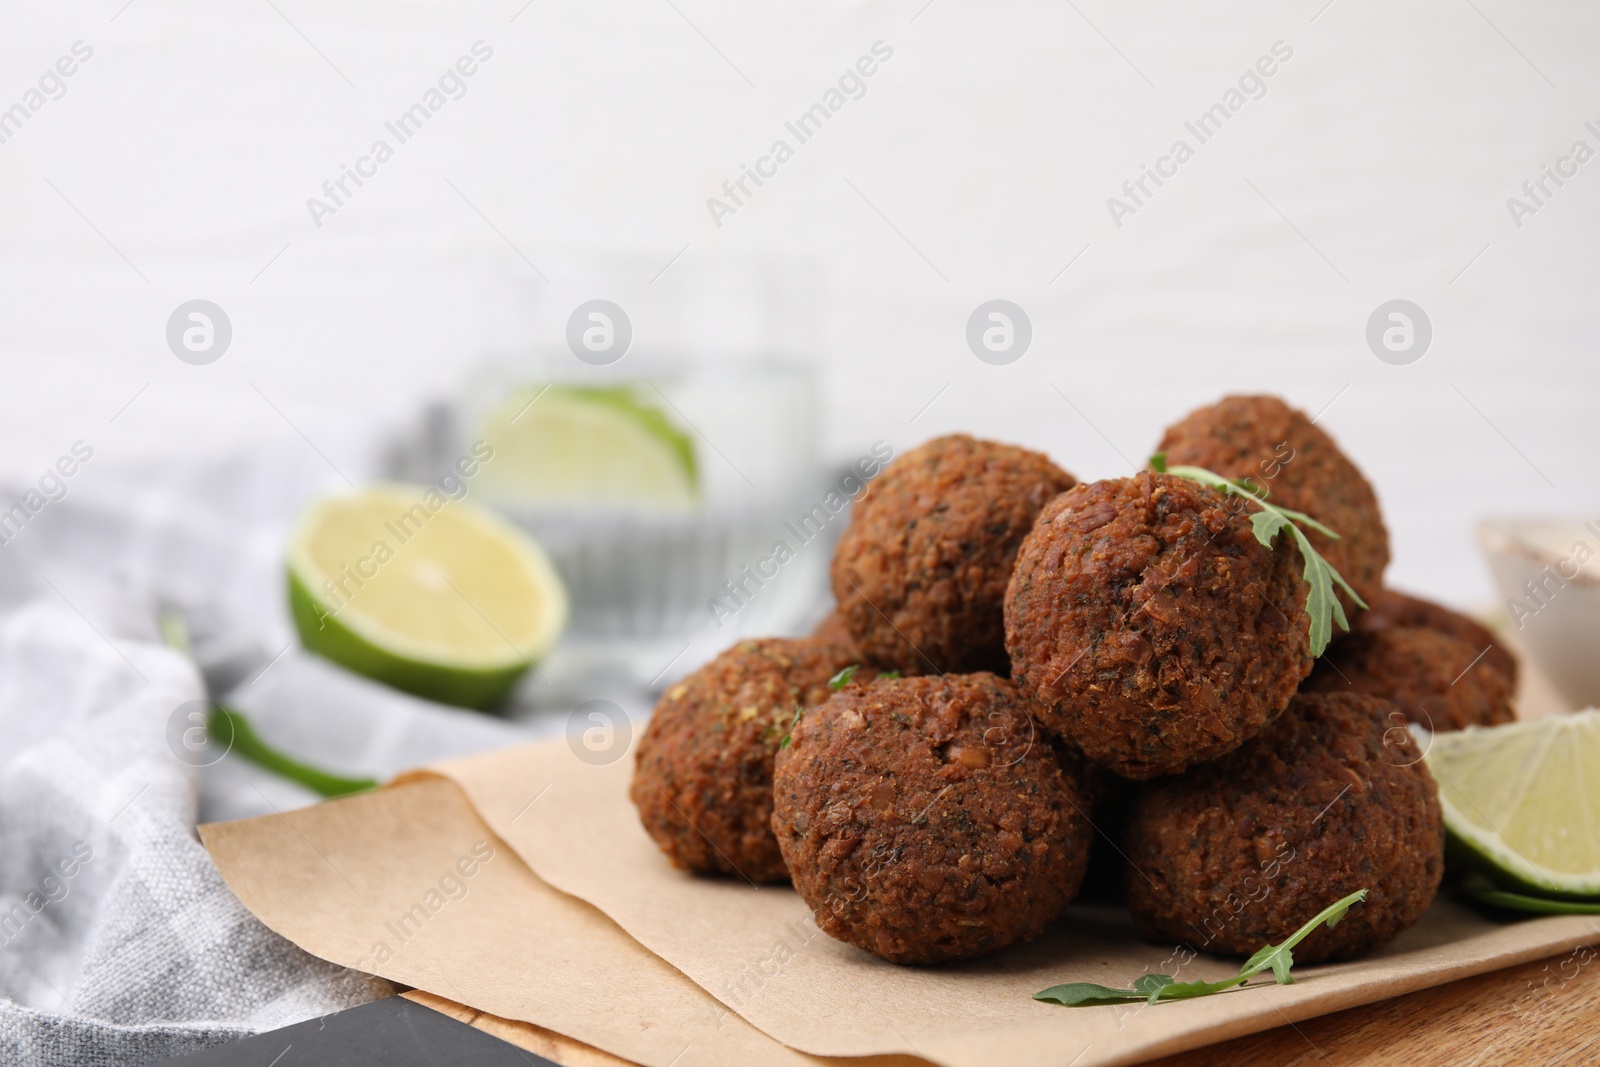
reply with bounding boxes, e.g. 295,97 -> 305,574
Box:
411,945 -> 1600,1067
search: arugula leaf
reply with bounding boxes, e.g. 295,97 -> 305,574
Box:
1034,889 -> 1368,1007
1033,981 -> 1151,1007
828,665 -> 860,691
1268,503 -> 1341,541
1147,456 -> 1368,656
1132,972 -> 1175,995
1291,525 -> 1352,654
777,705 -> 805,750
1250,509 -> 1292,546
1238,888 -> 1366,985
879,670 -> 901,681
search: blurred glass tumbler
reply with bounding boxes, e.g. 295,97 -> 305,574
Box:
385,250 -> 830,686
462,361 -> 822,647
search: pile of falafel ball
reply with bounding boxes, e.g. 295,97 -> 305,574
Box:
630,395 -> 1517,968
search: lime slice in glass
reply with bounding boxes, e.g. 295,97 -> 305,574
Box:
287,486 -> 568,709
475,385 -> 698,512
1424,710 -> 1600,900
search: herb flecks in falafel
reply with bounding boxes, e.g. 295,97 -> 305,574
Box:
832,434 -> 1077,676
631,638 -> 873,883
1123,692 -> 1443,964
772,673 -> 1092,965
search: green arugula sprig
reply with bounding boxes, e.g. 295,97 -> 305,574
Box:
828,664 -> 899,690
1035,889 -> 1368,1007
784,664 -> 903,750
1149,453 -> 1367,656
778,705 -> 805,751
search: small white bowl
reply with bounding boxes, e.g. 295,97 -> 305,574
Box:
1478,516 -> 1600,710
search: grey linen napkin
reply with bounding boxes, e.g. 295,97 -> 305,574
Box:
0,592 -> 391,1065
0,448 -> 561,1065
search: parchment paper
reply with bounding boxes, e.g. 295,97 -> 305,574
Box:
200,778 -> 922,1067
425,740 -> 1600,1067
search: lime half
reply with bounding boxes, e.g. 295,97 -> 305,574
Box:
475,385 -> 698,512
1424,710 -> 1600,899
287,486 -> 568,709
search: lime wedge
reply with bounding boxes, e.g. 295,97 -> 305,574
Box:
287,486 -> 568,709
1424,710 -> 1600,899
475,385 -> 698,511
1459,874 -> 1600,915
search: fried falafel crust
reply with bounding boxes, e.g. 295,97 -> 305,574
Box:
1157,394 -> 1389,619
808,609 -> 859,658
831,434 -> 1076,676
1306,625 -> 1515,731
1353,589 -> 1518,685
1005,471 -> 1312,779
1125,691 -> 1443,964
772,673 -> 1091,965
631,638 -> 868,883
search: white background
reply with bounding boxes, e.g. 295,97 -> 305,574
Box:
2,0 -> 1596,607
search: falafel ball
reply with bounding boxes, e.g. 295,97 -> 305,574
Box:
831,434 -> 1076,676
631,638 -> 869,883
1353,589 -> 1518,685
1005,471 -> 1313,779
808,609 -> 859,658
1125,691 -> 1443,963
1156,394 -> 1389,619
1305,626 -> 1515,731
771,673 -> 1091,964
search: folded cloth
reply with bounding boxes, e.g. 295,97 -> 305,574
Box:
0,448 -> 561,1065
0,593 -> 391,1064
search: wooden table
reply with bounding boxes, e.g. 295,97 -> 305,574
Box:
410,942 -> 1600,1066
